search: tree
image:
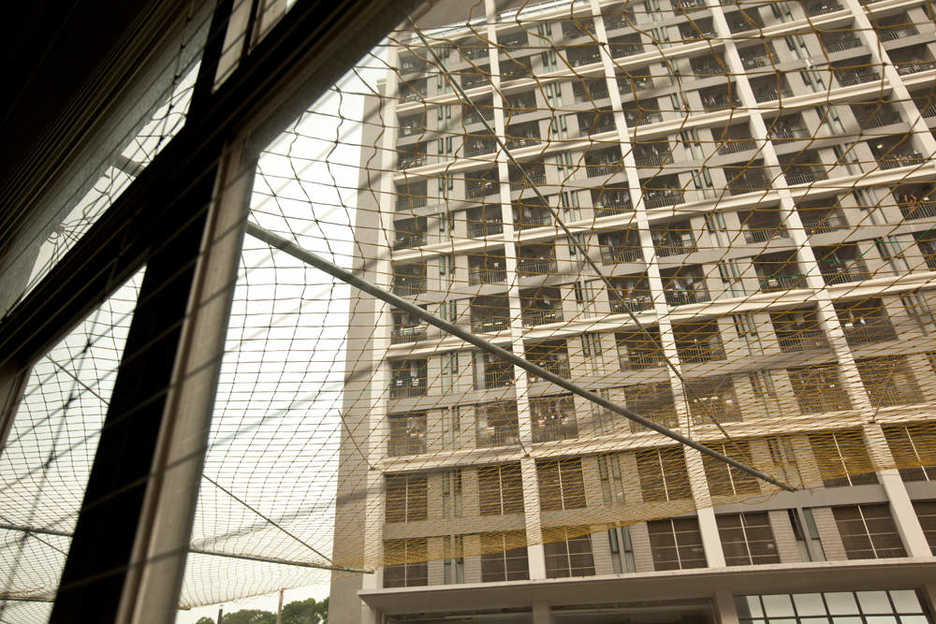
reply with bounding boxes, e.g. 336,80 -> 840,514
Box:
221,609 -> 276,624
195,618 -> 215,624
282,596 -> 328,624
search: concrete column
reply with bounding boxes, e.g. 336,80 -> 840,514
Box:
714,590 -> 741,624
685,449 -> 726,568
533,601 -> 554,624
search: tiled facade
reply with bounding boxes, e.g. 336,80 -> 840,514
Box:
332,0 -> 936,622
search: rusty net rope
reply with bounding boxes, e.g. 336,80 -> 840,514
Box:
2,0 -> 936,620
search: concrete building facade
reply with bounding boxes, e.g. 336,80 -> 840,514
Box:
331,0 -> 936,621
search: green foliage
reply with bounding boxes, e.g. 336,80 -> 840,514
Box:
282,596 -> 329,624
195,618 -> 216,624
221,609 -> 276,624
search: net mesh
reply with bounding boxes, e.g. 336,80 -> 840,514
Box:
2,0 -> 936,618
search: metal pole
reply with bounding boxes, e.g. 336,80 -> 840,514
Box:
276,588 -> 284,624
245,223 -> 797,492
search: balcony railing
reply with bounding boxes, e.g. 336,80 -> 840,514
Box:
595,196 -> 633,217
472,316 -> 510,333
678,342 -> 726,363
390,377 -> 427,398
469,268 -> 507,285
621,350 -> 664,369
586,162 -> 622,178
468,219 -> 503,238
530,361 -> 571,381
392,279 -> 426,296
899,197 -> 936,220
523,309 -> 564,327
804,0 -> 842,14
835,68 -> 879,86
515,212 -> 552,230
858,111 -> 902,129
505,134 -> 540,149
784,168 -> 826,185
394,231 -> 426,250
664,288 -> 709,306
391,325 -> 428,344
483,368 -> 514,389
758,274 -> 807,292
517,259 -> 557,276
399,155 -> 426,170
877,152 -> 925,170
396,193 -> 426,211
718,139 -> 756,154
466,179 -> 498,199
624,110 -> 663,127
822,264 -> 870,285
777,332 -> 827,352
824,37 -> 862,53
896,61 -> 936,76
643,191 -> 683,209
843,323 -> 898,346
754,86 -> 792,103
611,295 -> 653,314
635,150 -> 673,167
601,247 -> 642,264
743,227 -> 787,244
878,27 -> 918,41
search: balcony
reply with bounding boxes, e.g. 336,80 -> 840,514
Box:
700,86 -> 741,112
390,360 -> 428,398
780,151 -> 828,186
890,46 -> 936,76
513,199 -> 552,230
471,295 -> 510,333
617,328 -> 664,370
525,339 -> 571,381
626,382 -> 677,432
469,251 -> 507,285
912,91 -> 936,119
750,75 -> 792,102
392,262 -> 427,296
461,65 -> 491,90
400,55 -> 427,75
504,90 -> 537,117
870,135 -> 925,170
565,43 -> 601,68
577,108 -> 616,135
726,164 -> 769,195
465,134 -> 498,158
815,244 -> 871,285
634,141 -> 673,167
738,210 -> 787,243
573,79 -> 609,104
662,266 -> 710,306
608,275 -> 653,314
499,30 -> 528,48
771,307 -> 829,352
691,54 -> 727,78
821,33 -> 862,53
398,144 -> 427,170
833,60 -> 880,87
584,146 -> 623,178
599,229 -> 642,265
501,58 -> 533,82
463,96 -> 494,125
602,6 -> 634,31
797,201 -> 847,235
836,299 -> 898,346
609,34 -> 643,59
618,68 -> 654,97
643,175 -> 683,209
850,103 -> 902,129
739,43 -> 777,70
674,321 -> 726,364
399,79 -> 427,103
517,245 -> 557,277
466,167 -> 499,199
804,0 -> 841,14
623,103 -> 663,127
561,17 -> 595,39
457,37 -> 488,61
476,401 -> 519,448
874,14 -> 918,41
530,395 -> 578,443
894,184 -> 936,220
521,288 -> 563,328
686,377 -> 741,425
399,113 -> 426,137
475,351 -> 514,390
395,180 -> 427,212
766,115 -> 809,142
468,204 -> 503,238
680,18 -> 715,41
392,310 -> 428,344
716,124 -> 756,155
725,10 -> 764,32
754,251 -> 805,292
651,221 -> 696,257
593,186 -> 633,217
915,231 -> 936,270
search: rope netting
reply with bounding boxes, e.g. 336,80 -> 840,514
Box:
2,0 -> 936,620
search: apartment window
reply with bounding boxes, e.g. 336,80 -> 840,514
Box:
719,260 -> 746,296
883,422 -> 936,481
647,517 -> 706,570
385,474 -> 428,522
545,81 -> 562,107
785,34 -> 808,60
475,400 -> 519,448
702,441 -> 760,496
876,236 -> 910,274
439,211 -> 454,236
555,150 -> 575,174
590,388 -> 618,434
738,590 -> 930,623
439,299 -> 457,323
549,114 -> 570,139
442,470 -> 463,518
384,538 -> 428,587
542,47 -> 559,70
690,167 -> 715,198
645,2 -> 665,23
597,453 -> 626,504
441,405 -> 461,449
536,21 -> 551,38
914,500 -> 936,554
832,503 -> 906,559
538,457 -> 587,510
680,128 -> 704,159
478,463 -> 524,515
901,292 -> 936,334
437,171 -> 454,193
543,527 -> 596,578
442,535 -> 464,584
568,232 -> 586,258
580,332 -> 604,375
800,68 -> 825,92
608,526 -> 636,573
388,412 -> 427,456
573,279 -> 599,316
767,436 -> 801,487
809,430 -> 878,487
770,2 -> 793,21
789,508 -> 825,562
717,512 -> 780,566
440,352 -> 458,393
649,26 -> 670,45
832,144 -> 861,175
480,531 -> 529,581
705,211 -> 731,247
561,190 -> 582,221
437,104 -> 452,121
439,253 -> 455,279
819,105 -> 845,136
856,355 -> 923,407
636,446 -> 691,502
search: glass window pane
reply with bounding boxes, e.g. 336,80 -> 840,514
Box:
794,593 -> 828,616
762,595 -> 795,617
889,590 -> 922,613
858,591 -> 894,614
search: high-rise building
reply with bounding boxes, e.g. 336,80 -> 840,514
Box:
332,0 -> 936,622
